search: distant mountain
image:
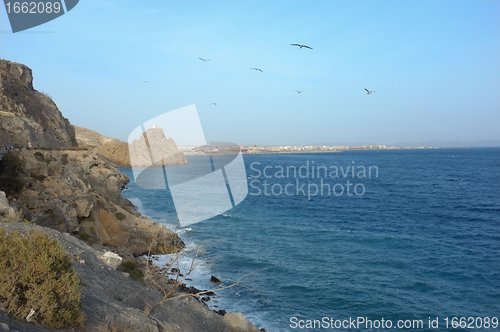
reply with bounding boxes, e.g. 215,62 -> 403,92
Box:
390,140 -> 500,148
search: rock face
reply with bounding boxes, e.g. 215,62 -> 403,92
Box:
73,126 -> 121,148
9,149 -> 184,259
74,125 -> 132,166
0,60 -> 77,148
74,125 -> 188,167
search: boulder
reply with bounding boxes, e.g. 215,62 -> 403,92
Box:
98,251 -> 123,269
0,190 -> 17,222
75,197 -> 94,218
223,313 -> 261,332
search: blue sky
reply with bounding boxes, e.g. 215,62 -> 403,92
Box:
1,0 -> 499,146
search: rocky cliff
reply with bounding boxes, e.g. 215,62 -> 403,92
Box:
0,60 -> 77,148
2,149 -> 183,260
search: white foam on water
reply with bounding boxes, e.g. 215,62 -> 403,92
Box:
128,197 -> 143,212
128,195 -> 272,330
176,227 -> 193,236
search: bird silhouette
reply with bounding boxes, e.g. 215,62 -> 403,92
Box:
250,68 -> 263,72
199,58 -> 210,62
291,44 -> 313,49
142,81 -> 148,83
294,90 -> 305,94
210,103 -> 219,106
364,88 -> 376,95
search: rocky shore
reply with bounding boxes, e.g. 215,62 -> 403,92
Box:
0,149 -> 262,332
0,59 -> 262,332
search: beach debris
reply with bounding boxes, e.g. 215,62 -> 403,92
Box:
291,44 -> 313,49
26,308 -> 35,322
250,68 -> 263,72
365,88 -> 376,95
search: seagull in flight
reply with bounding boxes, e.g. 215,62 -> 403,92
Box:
291,44 -> 313,49
199,58 -> 210,62
142,81 -> 148,83
210,103 -> 219,106
294,90 -> 305,94
250,68 -> 263,72
364,88 -> 376,95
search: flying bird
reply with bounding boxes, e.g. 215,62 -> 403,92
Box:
210,103 -> 219,106
291,44 -> 313,49
294,90 -> 305,94
142,81 -> 148,83
250,68 -> 263,72
199,58 -> 210,62
364,88 -> 376,95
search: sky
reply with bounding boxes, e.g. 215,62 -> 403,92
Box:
0,0 -> 499,146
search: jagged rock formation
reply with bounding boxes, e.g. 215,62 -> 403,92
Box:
7,149 -> 183,260
129,126 -> 188,167
0,60 -> 77,148
74,125 -> 188,167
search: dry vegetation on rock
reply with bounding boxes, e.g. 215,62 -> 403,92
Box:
0,229 -> 85,329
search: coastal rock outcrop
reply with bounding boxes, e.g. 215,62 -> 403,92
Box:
0,60 -> 77,148
0,222 -> 261,332
0,59 -> 262,332
129,126 -> 188,167
7,149 -> 184,259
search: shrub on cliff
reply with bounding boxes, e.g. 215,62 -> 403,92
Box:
0,151 -> 25,196
0,229 -> 86,328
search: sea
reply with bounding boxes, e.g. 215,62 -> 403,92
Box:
120,148 -> 500,332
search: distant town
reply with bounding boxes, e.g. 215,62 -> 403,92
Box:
179,144 -> 445,155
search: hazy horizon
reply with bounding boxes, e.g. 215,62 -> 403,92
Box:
1,0 -> 499,146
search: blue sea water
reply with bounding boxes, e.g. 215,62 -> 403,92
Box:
121,148 -> 500,331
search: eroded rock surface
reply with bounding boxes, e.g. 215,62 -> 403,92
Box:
9,149 -> 184,259
0,60 -> 77,148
